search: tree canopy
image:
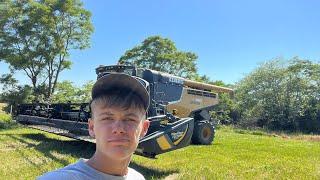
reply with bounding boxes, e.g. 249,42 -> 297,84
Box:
51,80 -> 93,103
235,57 -> 320,133
118,36 -> 198,78
0,0 -> 93,99
0,73 -> 33,112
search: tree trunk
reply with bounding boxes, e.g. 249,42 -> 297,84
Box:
31,76 -> 37,94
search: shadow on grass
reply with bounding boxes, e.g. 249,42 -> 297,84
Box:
0,121 -> 19,130
23,133 -> 95,158
7,133 -> 95,168
130,161 -> 178,179
8,132 -> 177,179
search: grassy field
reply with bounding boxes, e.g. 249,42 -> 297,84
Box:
0,115 -> 319,180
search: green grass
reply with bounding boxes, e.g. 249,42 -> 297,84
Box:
0,118 -> 319,179
0,113 -> 11,122
134,126 -> 320,179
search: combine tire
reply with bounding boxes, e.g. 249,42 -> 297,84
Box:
192,122 -> 215,145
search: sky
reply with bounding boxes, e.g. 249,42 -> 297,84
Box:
1,0 -> 320,88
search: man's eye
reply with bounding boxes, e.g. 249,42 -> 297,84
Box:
102,117 -> 113,121
126,119 -> 137,122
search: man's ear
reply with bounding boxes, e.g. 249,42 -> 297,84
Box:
140,120 -> 150,138
88,118 -> 95,138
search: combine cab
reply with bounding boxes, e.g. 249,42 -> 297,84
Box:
16,65 -> 233,158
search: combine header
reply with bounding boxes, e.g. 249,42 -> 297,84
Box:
16,65 -> 233,158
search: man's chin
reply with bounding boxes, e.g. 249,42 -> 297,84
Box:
107,147 -> 133,160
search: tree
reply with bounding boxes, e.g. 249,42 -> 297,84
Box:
0,73 -> 18,91
235,57 -> 320,132
192,74 -> 211,83
77,80 -> 94,102
0,0 -> 93,99
119,36 -> 198,78
51,80 -> 93,103
51,80 -> 79,103
235,58 -> 286,128
0,73 -> 33,112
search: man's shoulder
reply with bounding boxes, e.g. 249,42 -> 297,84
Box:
127,167 -> 145,180
38,159 -> 146,180
37,159 -> 88,180
38,170 -> 79,180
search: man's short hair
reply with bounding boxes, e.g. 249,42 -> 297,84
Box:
91,73 -> 150,110
90,88 -> 146,118
90,73 -> 150,118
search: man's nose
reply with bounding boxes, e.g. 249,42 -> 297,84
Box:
112,120 -> 126,134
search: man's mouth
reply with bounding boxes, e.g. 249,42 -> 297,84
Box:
108,139 -> 130,144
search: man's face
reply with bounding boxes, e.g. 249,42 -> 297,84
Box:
88,103 -> 149,160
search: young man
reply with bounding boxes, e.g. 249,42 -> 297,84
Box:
39,73 -> 150,180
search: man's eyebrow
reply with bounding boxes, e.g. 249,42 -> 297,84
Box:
124,113 -> 140,118
98,112 -> 114,116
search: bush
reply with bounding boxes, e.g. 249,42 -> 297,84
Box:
235,58 -> 320,133
0,113 -> 17,129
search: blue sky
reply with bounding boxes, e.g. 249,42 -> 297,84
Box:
1,0 -> 320,87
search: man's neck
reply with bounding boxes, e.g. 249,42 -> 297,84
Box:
86,152 -> 132,176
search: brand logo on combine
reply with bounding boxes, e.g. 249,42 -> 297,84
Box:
169,77 -> 183,84
171,131 -> 184,141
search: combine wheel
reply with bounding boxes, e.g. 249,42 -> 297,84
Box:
192,121 -> 215,145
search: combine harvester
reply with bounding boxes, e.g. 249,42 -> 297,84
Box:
16,65 -> 233,158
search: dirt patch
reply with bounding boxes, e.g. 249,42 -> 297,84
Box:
164,173 -> 180,180
294,135 -> 320,142
0,103 -> 7,113
273,133 -> 320,142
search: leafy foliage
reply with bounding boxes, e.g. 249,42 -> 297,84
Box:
51,80 -> 93,103
211,93 -> 237,125
0,73 -> 33,112
0,0 -> 93,99
235,57 -> 320,133
119,36 -> 198,78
